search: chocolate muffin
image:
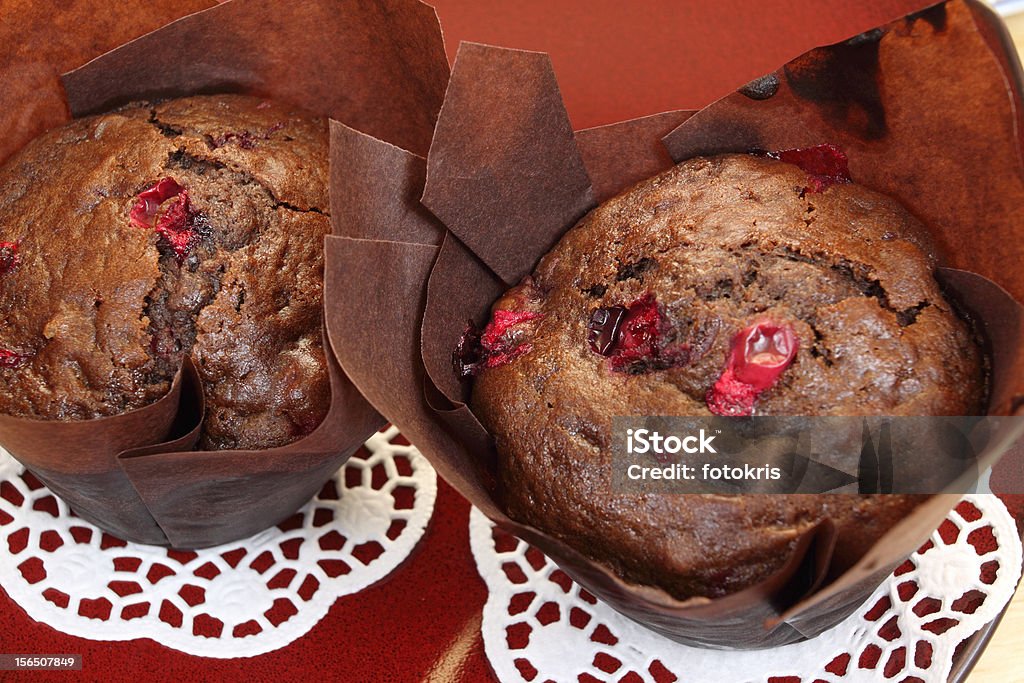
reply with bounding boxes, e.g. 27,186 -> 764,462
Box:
467,150 -> 985,599
0,94 -> 330,450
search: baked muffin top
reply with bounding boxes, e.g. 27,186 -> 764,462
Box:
0,94 -> 330,450
468,152 -> 984,598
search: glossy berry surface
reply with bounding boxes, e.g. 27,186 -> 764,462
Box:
129,178 -> 204,259
588,294 -> 688,373
707,321 -> 798,416
732,323 -> 798,390
130,178 -> 184,228
587,305 -> 626,356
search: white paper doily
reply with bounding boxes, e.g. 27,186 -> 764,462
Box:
0,425 -> 436,658
470,495 -> 1022,683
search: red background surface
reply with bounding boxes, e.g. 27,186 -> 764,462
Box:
1,1 -> 990,681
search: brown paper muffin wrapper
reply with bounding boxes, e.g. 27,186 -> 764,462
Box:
325,0 -> 1024,648
0,0 -> 450,548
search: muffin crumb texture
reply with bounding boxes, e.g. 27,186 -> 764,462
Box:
0,95 -> 331,450
470,153 -> 984,599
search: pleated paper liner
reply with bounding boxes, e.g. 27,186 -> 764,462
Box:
325,0 -> 1024,648
0,0 -> 450,548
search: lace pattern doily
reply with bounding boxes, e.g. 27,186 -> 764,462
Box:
470,495 -> 1022,682
0,425 -> 436,658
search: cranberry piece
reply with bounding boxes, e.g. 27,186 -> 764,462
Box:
706,369 -> 761,416
767,143 -> 851,193
130,177 -> 184,228
0,241 -> 19,276
481,341 -> 534,369
480,310 -> 543,350
453,325 -> 486,378
0,349 -> 29,368
153,191 -> 199,258
707,321 -> 798,416
454,310 -> 544,377
732,323 -> 798,390
587,294 -> 689,374
587,306 -> 626,355
607,293 -> 662,371
130,178 -> 204,259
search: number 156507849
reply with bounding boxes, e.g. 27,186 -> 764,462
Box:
0,654 -> 82,670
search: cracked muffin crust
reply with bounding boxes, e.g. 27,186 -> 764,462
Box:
469,152 -> 985,599
0,95 -> 330,450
